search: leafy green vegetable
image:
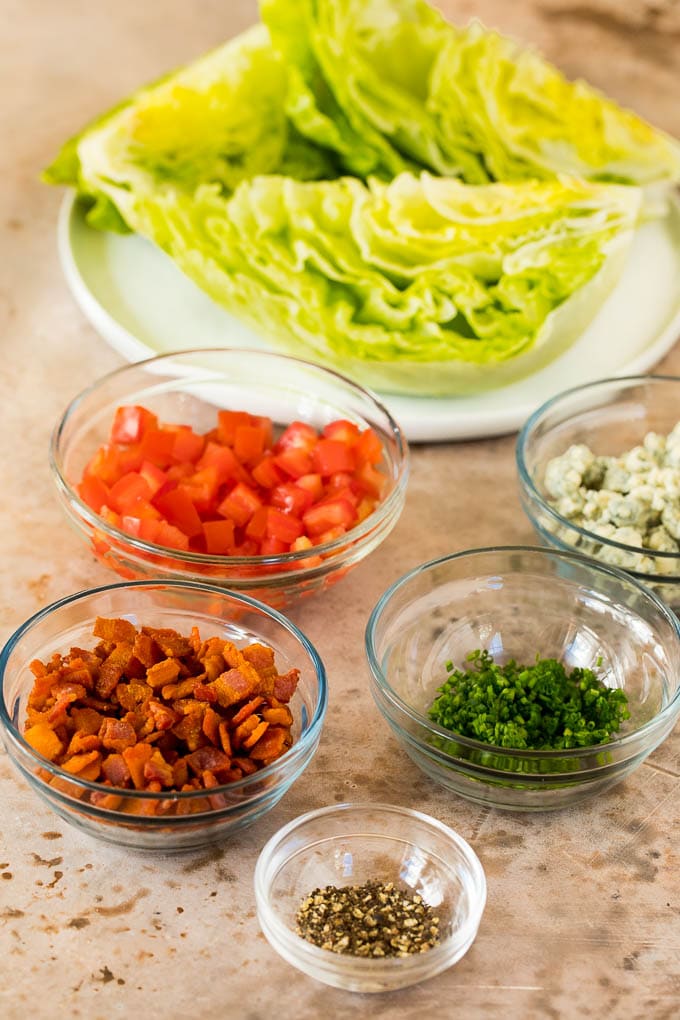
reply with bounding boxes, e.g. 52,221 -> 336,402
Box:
43,0 -> 677,394
262,0 -> 680,187
43,24 -> 338,232
428,649 -> 630,750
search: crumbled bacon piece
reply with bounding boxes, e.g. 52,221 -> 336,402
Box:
23,618 -> 300,811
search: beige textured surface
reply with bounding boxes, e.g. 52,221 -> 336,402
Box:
2,1 -> 680,1017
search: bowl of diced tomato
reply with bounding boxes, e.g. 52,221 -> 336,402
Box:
50,349 -> 409,609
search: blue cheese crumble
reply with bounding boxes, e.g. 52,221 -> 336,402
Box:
544,425 -> 680,574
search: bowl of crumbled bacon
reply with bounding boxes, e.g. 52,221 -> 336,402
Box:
0,579 -> 327,849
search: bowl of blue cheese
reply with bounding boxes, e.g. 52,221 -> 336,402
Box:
517,375 -> 680,608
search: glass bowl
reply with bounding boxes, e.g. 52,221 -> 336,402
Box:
366,546 -> 680,811
516,375 -> 680,609
253,802 -> 486,993
0,580 -> 326,850
50,348 -> 408,610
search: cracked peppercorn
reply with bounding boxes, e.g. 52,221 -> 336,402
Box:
295,881 -> 441,957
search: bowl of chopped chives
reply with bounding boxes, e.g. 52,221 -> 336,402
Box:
366,546 -> 680,810
254,802 -> 486,992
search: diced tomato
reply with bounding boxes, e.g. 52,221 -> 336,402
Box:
202,519 -> 235,555
217,410 -> 252,447
197,442 -> 250,486
86,445 -> 123,486
154,488 -> 203,538
295,473 -> 323,501
356,428 -> 383,466
79,403 -> 387,566
251,453 -> 286,489
323,419 -> 361,446
260,536 -> 288,556
154,521 -> 190,551
139,460 -> 168,498
78,474 -> 110,513
140,426 -> 176,466
245,506 -> 269,542
217,483 -> 263,527
108,472 -> 152,513
170,426 -> 205,464
353,461 -> 386,499
234,422 -> 269,465
313,524 -> 347,546
266,508 -> 304,544
273,447 -> 313,479
110,405 -> 158,445
177,467 -> 220,513
311,438 -> 356,476
270,482 -> 314,516
275,421 -> 318,453
302,497 -> 356,537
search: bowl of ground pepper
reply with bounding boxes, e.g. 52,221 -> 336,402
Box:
366,546 -> 680,811
254,802 -> 486,992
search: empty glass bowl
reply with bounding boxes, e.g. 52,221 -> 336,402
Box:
254,802 -> 486,992
516,375 -> 680,609
50,348 -> 408,610
366,546 -> 680,810
0,579 -> 326,850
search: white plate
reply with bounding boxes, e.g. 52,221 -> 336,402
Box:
58,192 -> 680,443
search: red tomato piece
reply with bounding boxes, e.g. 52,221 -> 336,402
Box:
266,508 -> 304,544
85,445 -> 122,486
140,426 -> 176,467
178,466 -> 220,514
356,428 -> 383,466
302,497 -> 356,537
108,472 -> 152,514
322,419 -> 361,445
154,488 -> 203,538
202,519 -> 235,555
260,536 -> 288,556
354,461 -> 386,499
270,482 -> 314,516
217,410 -> 252,447
313,524 -> 347,546
312,438 -> 356,476
170,426 -> 205,464
245,506 -> 269,542
251,454 -> 286,490
154,521 -> 191,551
139,460 -> 168,498
275,421 -> 318,453
234,423 -> 269,465
110,405 -> 158,445
295,473 -> 323,501
78,474 -> 110,513
217,483 -> 263,527
197,442 -> 250,486
273,447 -> 313,479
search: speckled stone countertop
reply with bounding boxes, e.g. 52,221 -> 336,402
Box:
2,2 -> 680,1017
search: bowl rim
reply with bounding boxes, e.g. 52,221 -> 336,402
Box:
49,346 -> 409,571
516,373 -> 680,569
253,800 -> 487,972
365,544 -> 680,761
0,578 -> 328,808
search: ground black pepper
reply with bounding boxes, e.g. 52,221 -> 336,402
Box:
295,880 -> 441,957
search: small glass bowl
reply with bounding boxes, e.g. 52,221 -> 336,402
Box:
0,580 -> 326,850
50,348 -> 408,610
254,802 -> 486,993
516,375 -> 680,609
366,546 -> 680,811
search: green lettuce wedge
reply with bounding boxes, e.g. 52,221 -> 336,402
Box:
261,0 -> 680,187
